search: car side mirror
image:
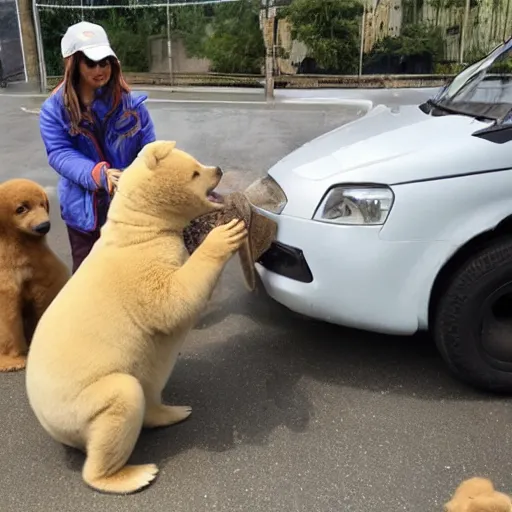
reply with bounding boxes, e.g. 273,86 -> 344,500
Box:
472,123 -> 512,144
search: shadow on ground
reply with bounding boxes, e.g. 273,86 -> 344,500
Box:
60,270 -> 493,478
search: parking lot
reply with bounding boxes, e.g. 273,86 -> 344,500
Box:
0,90 -> 511,512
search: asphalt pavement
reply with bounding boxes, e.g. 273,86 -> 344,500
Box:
0,90 -> 511,512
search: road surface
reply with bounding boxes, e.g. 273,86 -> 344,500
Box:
0,91 -> 510,512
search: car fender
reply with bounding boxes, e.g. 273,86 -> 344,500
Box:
380,170 -> 512,329
413,198 -> 512,328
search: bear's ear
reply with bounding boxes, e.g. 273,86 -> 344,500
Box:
139,140 -> 177,170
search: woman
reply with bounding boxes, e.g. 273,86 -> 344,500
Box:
39,21 -> 156,273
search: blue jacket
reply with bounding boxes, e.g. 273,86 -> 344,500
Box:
39,85 -> 156,232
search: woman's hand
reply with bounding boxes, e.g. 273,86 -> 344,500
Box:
106,168 -> 122,195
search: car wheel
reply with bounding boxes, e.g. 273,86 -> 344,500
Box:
0,81 -> 6,89
434,236 -> 512,393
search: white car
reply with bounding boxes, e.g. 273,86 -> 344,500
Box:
246,37 -> 512,393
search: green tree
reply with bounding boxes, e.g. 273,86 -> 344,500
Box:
172,5 -> 209,58
364,23 -> 445,71
99,8 -> 167,72
281,0 -> 364,74
40,9 -> 82,76
39,2 -> 264,76
191,0 -> 265,74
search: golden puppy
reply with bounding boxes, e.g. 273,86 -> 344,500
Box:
0,178 -> 69,372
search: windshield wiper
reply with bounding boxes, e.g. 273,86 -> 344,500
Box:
426,99 -> 497,121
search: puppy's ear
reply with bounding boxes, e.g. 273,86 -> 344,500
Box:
43,192 -> 50,214
139,140 -> 177,170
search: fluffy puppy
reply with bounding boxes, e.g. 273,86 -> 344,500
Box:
0,178 -> 69,372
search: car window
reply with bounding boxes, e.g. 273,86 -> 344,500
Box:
439,47 -> 512,120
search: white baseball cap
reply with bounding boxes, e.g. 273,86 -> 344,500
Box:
61,21 -> 117,61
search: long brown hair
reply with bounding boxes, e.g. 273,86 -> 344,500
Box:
55,52 -> 131,134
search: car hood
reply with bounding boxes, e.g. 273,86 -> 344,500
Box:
270,104 -> 501,185
266,104 -> 512,218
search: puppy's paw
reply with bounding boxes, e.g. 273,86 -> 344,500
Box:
143,405 -> 192,428
0,355 -> 27,372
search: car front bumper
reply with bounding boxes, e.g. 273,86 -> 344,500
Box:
255,210 -> 452,336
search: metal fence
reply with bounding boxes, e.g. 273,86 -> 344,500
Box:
30,0 -> 512,93
32,0 -> 250,92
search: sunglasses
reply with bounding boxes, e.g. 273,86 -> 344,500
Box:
82,55 -> 112,69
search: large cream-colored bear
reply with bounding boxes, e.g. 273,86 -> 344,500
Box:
25,140 -> 247,495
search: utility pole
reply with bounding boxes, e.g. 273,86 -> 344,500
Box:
16,0 -> 40,85
358,5 -> 366,79
459,0 -> 471,64
504,0 -> 511,42
166,1 -> 174,87
262,0 -> 275,101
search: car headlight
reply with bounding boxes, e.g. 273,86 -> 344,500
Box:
313,186 -> 394,225
244,175 -> 287,214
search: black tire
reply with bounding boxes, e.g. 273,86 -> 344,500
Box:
0,80 -> 6,89
434,235 -> 512,393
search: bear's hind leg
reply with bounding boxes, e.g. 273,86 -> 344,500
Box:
143,404 -> 192,429
79,373 -> 159,494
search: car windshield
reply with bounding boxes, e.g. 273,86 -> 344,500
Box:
432,38 -> 512,122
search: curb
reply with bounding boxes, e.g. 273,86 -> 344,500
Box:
14,94 -> 374,110
133,86 -> 262,95
278,98 -> 373,110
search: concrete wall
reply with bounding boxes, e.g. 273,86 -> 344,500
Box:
362,0 -> 511,62
421,0 -> 511,61
260,14 -> 307,75
272,0 -> 510,71
275,19 -> 307,74
363,0 -> 403,53
148,35 -> 210,74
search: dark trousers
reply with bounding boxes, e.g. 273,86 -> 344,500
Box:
66,191 -> 109,274
66,225 -> 101,274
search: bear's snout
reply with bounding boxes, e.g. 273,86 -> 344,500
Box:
215,166 -> 223,178
33,221 -> 51,235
